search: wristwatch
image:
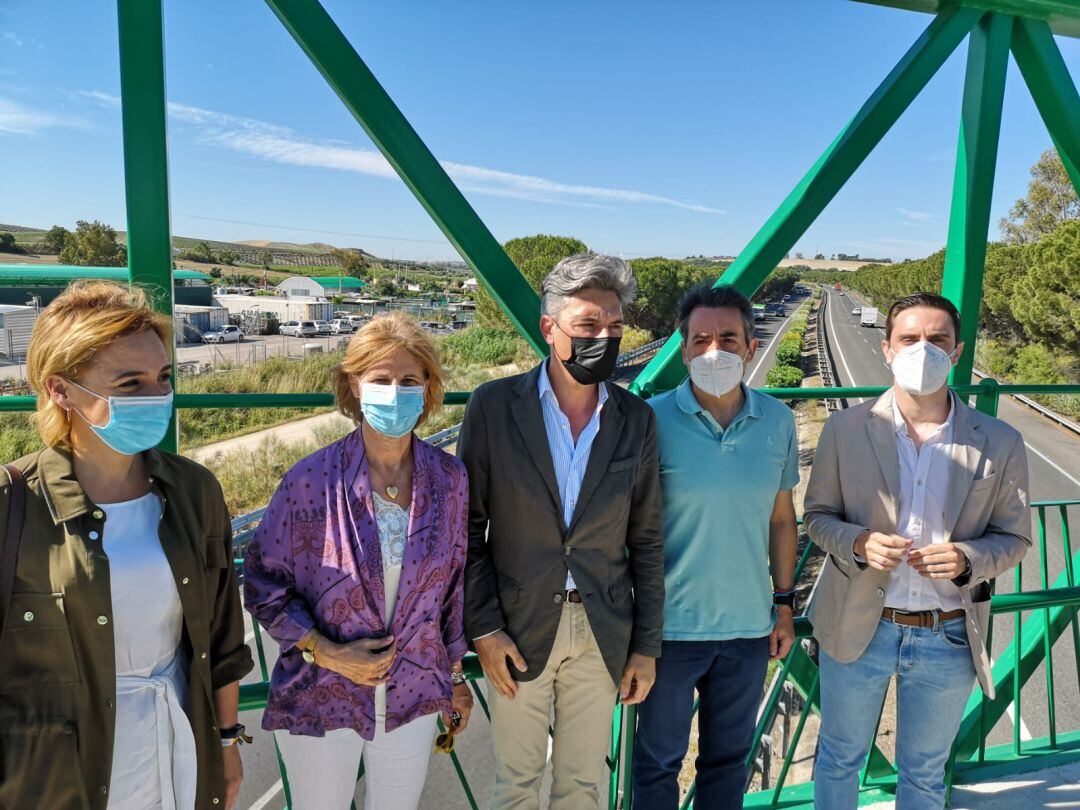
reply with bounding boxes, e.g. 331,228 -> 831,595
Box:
451,669 -> 467,686
300,633 -> 320,664
220,723 -> 252,747
773,589 -> 796,609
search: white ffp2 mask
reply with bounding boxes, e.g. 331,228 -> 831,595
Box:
689,349 -> 746,397
889,341 -> 954,396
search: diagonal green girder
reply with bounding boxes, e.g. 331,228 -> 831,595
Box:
630,6 -> 984,396
943,13 -> 1012,387
1010,17 -> 1080,196
264,0 -> 547,357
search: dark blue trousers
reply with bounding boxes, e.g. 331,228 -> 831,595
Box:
632,636 -> 770,810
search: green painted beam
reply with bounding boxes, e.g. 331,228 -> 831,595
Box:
631,7 -> 983,395
853,1 -> 1080,38
942,14 -> 1012,387
116,0 -> 177,452
1011,17 -> 1080,196
263,0 -> 546,357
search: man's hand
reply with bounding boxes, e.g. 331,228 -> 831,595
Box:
446,683 -> 474,735
770,606 -> 796,661
474,630 -> 528,699
317,636 -> 396,687
854,531 -> 913,571
908,543 -> 969,580
619,653 -> 656,705
222,744 -> 243,809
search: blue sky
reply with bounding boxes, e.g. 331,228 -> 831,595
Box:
1,0 -> 1078,262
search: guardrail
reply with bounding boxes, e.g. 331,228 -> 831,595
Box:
972,368 -> 1080,437
812,291 -> 841,413
616,337 -> 667,368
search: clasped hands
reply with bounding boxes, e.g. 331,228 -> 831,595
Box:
854,531 -> 968,579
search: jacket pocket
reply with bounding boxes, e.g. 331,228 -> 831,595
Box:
608,571 -> 634,604
969,474 -> 998,494
0,717 -> 90,809
0,593 -> 80,689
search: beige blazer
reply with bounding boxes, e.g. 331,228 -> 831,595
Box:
804,389 -> 1031,697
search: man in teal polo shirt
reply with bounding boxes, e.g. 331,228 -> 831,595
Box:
632,282 -> 799,809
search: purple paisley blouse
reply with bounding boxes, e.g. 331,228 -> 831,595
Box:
242,428 -> 468,740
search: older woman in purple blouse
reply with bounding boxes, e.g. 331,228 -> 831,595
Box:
243,311 -> 471,810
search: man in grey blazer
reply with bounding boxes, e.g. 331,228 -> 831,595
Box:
805,292 -> 1030,808
459,254 -> 664,809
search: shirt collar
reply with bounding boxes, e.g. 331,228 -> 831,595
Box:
37,445 -> 178,525
675,378 -> 760,423
891,390 -> 956,440
538,358 -> 608,408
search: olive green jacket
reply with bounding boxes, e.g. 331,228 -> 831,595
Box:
0,447 -> 254,810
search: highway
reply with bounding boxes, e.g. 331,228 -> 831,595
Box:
821,287 -> 1080,747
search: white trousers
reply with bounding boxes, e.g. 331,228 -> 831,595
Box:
274,713 -> 439,810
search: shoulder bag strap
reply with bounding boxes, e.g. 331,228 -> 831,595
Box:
0,464 -> 26,643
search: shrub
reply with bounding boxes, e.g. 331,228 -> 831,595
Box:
619,326 -> 655,353
775,341 -> 802,368
766,364 -> 804,388
437,327 -> 531,367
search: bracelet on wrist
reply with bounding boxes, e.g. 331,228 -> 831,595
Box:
219,723 -> 252,747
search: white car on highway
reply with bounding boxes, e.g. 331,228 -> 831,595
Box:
203,325 -> 243,344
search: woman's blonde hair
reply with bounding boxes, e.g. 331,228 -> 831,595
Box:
27,280 -> 172,448
332,311 -> 445,427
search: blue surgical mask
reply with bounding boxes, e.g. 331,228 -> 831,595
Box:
66,379 -> 173,455
359,383 -> 425,438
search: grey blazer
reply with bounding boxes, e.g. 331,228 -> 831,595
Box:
804,388 -> 1031,697
458,363 -> 665,685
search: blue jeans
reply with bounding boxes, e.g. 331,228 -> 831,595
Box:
814,616 -> 977,809
632,636 -> 770,810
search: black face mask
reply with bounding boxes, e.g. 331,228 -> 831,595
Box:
556,332 -> 622,385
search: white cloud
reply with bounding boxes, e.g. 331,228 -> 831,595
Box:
897,207 -> 933,224
0,97 -> 87,135
2,31 -> 22,47
77,90 -> 724,214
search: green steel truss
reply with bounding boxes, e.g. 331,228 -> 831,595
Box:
2,0 -> 1079,807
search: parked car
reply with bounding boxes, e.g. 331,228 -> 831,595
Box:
314,320 -> 334,335
419,321 -> 453,335
330,319 -> 357,335
203,325 -> 243,344
346,315 -> 368,327
280,320 -> 318,338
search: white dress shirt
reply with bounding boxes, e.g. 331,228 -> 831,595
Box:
884,393 -> 965,612
538,359 -> 609,590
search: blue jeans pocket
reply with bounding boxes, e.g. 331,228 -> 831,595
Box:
939,618 -> 969,649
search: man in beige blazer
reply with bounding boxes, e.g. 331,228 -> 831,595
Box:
804,292 -> 1030,809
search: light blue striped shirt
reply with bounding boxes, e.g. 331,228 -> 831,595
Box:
538,360 -> 609,591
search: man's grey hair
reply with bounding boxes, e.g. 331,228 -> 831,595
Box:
540,253 -> 638,318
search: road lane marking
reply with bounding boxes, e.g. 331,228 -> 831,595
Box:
247,779 -> 283,810
747,295 -> 809,384
1023,440 -> 1080,490
826,291 -> 865,403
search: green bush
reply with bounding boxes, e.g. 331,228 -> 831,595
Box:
775,340 -> 803,367
0,414 -> 42,461
619,326 -> 655,353
438,327 -> 531,367
766,364 -> 804,388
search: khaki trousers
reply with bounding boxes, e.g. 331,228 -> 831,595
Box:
489,602 -> 619,810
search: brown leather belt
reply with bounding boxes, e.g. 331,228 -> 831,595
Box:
566,589 -> 583,603
882,607 -> 965,628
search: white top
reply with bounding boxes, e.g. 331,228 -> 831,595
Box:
885,394 -> 964,612
372,492 -> 408,721
101,492 -> 197,810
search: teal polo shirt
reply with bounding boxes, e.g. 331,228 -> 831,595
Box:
648,379 -> 799,641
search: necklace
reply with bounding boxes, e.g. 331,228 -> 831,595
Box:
370,461 -> 408,500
